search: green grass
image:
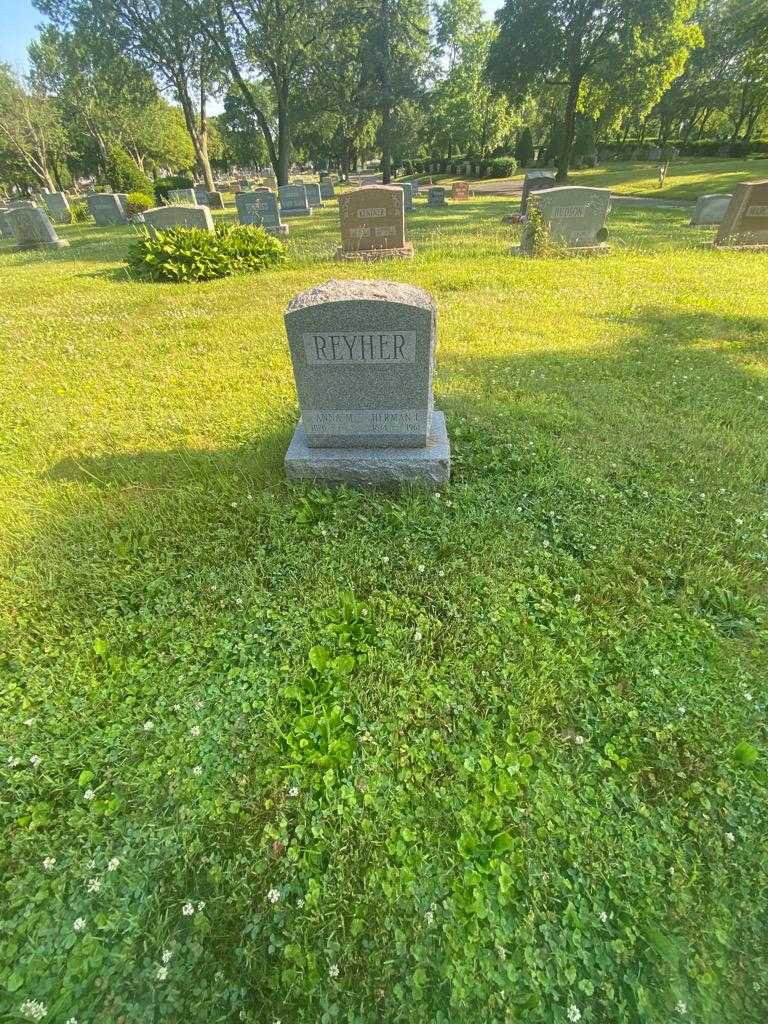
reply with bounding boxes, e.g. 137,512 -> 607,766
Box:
430,156 -> 768,200
1,199 -> 767,1024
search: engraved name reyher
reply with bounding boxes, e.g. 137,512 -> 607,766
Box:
302,331 -> 417,365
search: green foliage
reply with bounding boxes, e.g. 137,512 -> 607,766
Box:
126,190 -> 154,217
104,146 -> 153,194
521,194 -> 554,255
154,174 -> 194,205
69,200 -> 90,222
515,126 -> 535,167
129,223 -> 287,283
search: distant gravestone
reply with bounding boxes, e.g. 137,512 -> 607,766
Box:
7,200 -> 36,209
689,194 -> 732,226
427,186 -> 446,207
44,192 -> 71,224
714,181 -> 768,247
451,181 -> 470,201
86,193 -> 128,225
411,180 -> 420,197
522,186 -> 611,253
6,206 -> 69,250
305,183 -> 323,208
207,191 -> 224,210
283,279 -> 450,487
279,184 -> 312,217
169,188 -> 197,204
396,182 -> 414,211
648,147 -> 662,161
0,209 -> 13,238
320,179 -> 336,200
235,191 -> 288,235
520,170 -> 556,214
143,204 -> 214,235
337,185 -> 412,260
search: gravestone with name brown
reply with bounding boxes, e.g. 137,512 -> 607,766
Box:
451,181 -> 470,201
336,185 -> 413,261
714,180 -> 768,247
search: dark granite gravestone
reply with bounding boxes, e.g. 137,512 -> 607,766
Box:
235,191 -> 288,235
714,181 -> 768,247
520,171 -> 556,214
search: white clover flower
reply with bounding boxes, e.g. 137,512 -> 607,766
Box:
143,720 -> 154,732
24,718 -> 34,726
30,755 -> 42,768
156,966 -> 168,981
328,963 -> 340,978
599,910 -> 608,923
725,832 -> 735,844
66,1018 -> 78,1023
162,949 -> 173,964
87,877 -> 102,894
744,692 -> 753,701
107,857 -> 120,872
297,897 -> 305,908
414,630 -> 423,641
675,1001 -> 688,1016
574,594 -> 581,603
425,909 -> 434,925
182,902 -> 195,916
567,1005 -> 581,1023
8,755 -> 21,767
197,901 -> 205,911
574,735 -> 586,746
190,725 -> 201,738
267,888 -> 281,904
83,789 -> 95,802
382,556 -> 389,563
42,857 -> 56,871
288,786 -> 299,797
73,917 -> 86,933
496,945 -> 507,961
417,564 -> 425,572
19,1000 -> 48,1021
193,765 -> 203,776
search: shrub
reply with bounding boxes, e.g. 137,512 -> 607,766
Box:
154,175 -> 195,205
481,155 -> 517,178
105,147 -> 153,195
126,191 -> 154,218
128,223 -> 287,283
515,128 -> 535,168
70,202 -> 91,223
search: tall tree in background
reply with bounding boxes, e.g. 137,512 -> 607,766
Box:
36,0 -> 220,190
488,0 -> 701,180
0,63 -> 67,190
361,0 -> 431,182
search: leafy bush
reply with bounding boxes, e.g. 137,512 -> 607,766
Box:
154,175 -> 194,205
126,191 -> 154,218
129,223 -> 287,283
70,201 -> 90,223
515,128 -> 535,168
105,147 -> 153,195
482,155 -> 517,177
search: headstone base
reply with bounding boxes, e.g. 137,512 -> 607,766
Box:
510,242 -> 610,257
335,243 -> 414,262
15,239 -> 69,251
285,410 -> 450,488
711,242 -> 768,251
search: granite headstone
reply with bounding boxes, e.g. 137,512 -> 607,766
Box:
714,181 -> 768,246
526,186 -> 611,251
427,186 -> 446,207
235,191 -> 288,235
6,207 -> 69,250
690,194 -> 732,226
451,181 -> 470,201
521,170 -> 556,214
168,188 -> 197,204
305,183 -> 323,209
44,192 -> 71,224
86,193 -> 128,225
337,185 -> 412,260
143,204 -> 214,235
279,184 -> 312,217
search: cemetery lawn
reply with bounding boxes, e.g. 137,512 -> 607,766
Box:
1,199 -> 767,1024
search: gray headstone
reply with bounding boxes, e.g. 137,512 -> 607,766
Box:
396,182 -> 414,211
279,184 -> 312,216
532,186 -> 611,248
305,183 -> 323,208
690,194 -> 733,226
207,191 -> 224,210
648,147 -> 662,161
6,206 -> 69,250
521,170 -> 556,214
284,280 -> 450,486
715,179 -> 768,247
43,192 -> 71,224
168,188 -> 197,204
427,186 -> 446,207
0,209 -> 14,237
235,191 -> 288,235
86,193 -> 128,225
320,179 -> 336,200
194,187 -> 210,205
142,205 -> 214,234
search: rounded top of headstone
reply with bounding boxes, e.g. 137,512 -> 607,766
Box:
286,279 -> 434,313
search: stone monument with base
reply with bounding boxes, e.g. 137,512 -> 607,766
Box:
5,207 -> 69,250
283,280 -> 450,488
336,186 -> 413,261
714,181 -> 768,248
514,185 -> 611,254
689,194 -> 732,226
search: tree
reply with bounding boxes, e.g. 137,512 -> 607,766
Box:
218,85 -> 271,170
0,64 -> 67,190
515,126 -> 535,166
36,0 -> 220,190
360,0 -> 432,182
488,0 -> 701,180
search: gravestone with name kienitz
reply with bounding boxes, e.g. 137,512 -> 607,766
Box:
519,186 -> 611,254
235,191 -> 289,235
337,186 -> 412,261
44,192 -> 71,224
451,181 -> 470,201
283,279 -> 450,487
86,193 -> 128,225
142,205 -> 214,235
715,181 -> 768,247
689,194 -> 732,226
279,184 -> 312,217
520,170 -> 556,214
6,207 -> 69,250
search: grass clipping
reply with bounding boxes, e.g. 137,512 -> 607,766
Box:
129,223 -> 287,283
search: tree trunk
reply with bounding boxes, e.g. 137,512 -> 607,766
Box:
379,0 -> 393,184
276,83 -> 291,186
177,74 -> 214,190
558,69 -> 582,182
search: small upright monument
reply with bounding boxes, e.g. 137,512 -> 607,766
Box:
142,205 -> 214,235
283,280 -> 450,487
86,193 -> 128,225
517,186 -> 611,254
520,170 -> 556,214
714,181 -> 768,248
5,207 -> 69,250
427,186 -> 447,207
451,181 -> 470,201
336,186 -> 413,261
689,194 -> 732,226
236,191 -> 289,235
279,185 -> 312,217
